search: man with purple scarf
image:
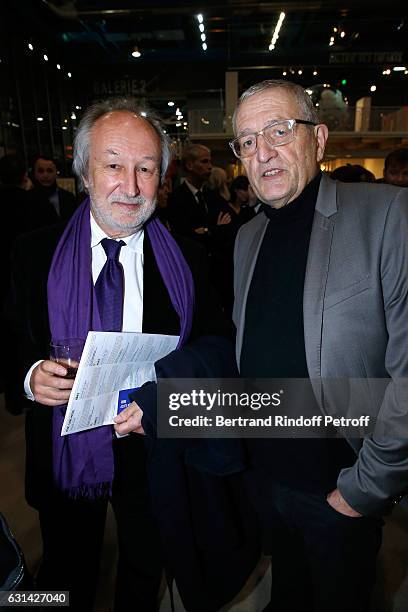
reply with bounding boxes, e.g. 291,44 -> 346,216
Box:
5,99 -> 256,611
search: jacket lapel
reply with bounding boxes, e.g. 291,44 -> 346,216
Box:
303,174 -> 338,381
234,212 -> 269,367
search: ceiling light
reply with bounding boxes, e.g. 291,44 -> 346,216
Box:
37,117 -> 44,121
340,31 -> 345,38
370,85 -> 377,92
313,70 -> 318,76
176,122 -> 182,127
268,11 -> 285,52
298,69 -> 302,75
28,43 -> 34,51
305,89 -> 313,95
141,111 -> 147,117
197,14 -> 203,24
62,126 -> 68,130
168,101 -> 175,107
56,64 -> 61,70
183,122 -> 188,126
393,66 -> 406,71
43,54 -> 48,61
201,33 -> 206,41
282,71 -> 287,76
199,24 -> 204,33
333,27 -> 338,33
67,72 -> 72,78
71,112 -> 76,119
382,69 -> 391,75
202,43 -> 207,50
131,46 -> 141,58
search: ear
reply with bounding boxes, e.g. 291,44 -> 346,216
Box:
314,124 -> 329,163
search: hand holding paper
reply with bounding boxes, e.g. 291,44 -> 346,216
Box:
61,331 -> 179,435
114,401 -> 144,435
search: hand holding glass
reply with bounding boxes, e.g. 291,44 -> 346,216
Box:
50,339 -> 84,379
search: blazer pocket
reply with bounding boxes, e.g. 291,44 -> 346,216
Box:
324,275 -> 371,310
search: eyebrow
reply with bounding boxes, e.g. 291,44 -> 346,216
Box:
101,150 -> 159,162
103,149 -> 119,156
237,118 -> 287,136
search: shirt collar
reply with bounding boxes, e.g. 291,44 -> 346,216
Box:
184,179 -> 200,197
90,212 -> 144,254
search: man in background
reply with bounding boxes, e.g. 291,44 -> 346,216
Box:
168,143 -> 230,244
27,155 -> 77,227
383,147 -> 408,187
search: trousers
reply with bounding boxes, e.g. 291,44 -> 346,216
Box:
36,435 -> 163,612
247,472 -> 383,612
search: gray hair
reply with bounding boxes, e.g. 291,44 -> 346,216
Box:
232,79 -> 320,134
72,97 -> 172,192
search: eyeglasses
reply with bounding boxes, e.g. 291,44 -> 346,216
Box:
229,118 -> 317,159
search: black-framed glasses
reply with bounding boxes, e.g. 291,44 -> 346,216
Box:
229,118 -> 317,159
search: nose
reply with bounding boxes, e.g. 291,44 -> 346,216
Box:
256,134 -> 278,163
122,170 -> 140,198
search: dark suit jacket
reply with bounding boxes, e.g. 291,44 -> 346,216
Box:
25,187 -> 77,231
168,181 -> 208,239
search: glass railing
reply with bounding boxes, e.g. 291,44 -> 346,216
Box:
188,107 -> 408,134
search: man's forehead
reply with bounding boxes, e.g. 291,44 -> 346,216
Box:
388,163 -> 408,171
237,89 -> 299,122
36,158 -> 55,168
195,147 -> 211,159
91,110 -> 161,153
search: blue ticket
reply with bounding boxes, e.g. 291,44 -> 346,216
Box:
117,388 -> 139,414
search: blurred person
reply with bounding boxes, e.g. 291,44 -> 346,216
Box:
167,144 -> 230,245
330,164 -> 375,183
0,154 -> 30,393
156,175 -> 172,229
231,78 -> 408,612
383,147 -> 408,187
207,166 -> 231,208
27,155 -> 77,228
212,175 -> 255,317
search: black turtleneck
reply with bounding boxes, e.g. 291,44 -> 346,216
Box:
240,172 -> 354,492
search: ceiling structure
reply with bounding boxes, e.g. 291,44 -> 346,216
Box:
0,0 -> 407,163
3,1 -> 408,103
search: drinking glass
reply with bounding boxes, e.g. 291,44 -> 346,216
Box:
50,338 -> 84,379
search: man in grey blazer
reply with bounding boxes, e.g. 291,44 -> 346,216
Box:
230,79 -> 408,612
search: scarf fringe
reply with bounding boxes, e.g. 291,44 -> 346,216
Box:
61,481 -> 112,501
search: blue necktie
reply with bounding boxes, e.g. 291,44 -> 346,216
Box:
95,238 -> 126,331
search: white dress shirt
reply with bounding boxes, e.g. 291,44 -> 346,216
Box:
24,213 -> 145,397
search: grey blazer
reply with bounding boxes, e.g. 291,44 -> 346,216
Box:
233,173 -> 408,516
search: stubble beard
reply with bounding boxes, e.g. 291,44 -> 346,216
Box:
89,186 -> 157,236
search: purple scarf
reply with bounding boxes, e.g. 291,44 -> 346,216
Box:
47,198 -> 195,498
